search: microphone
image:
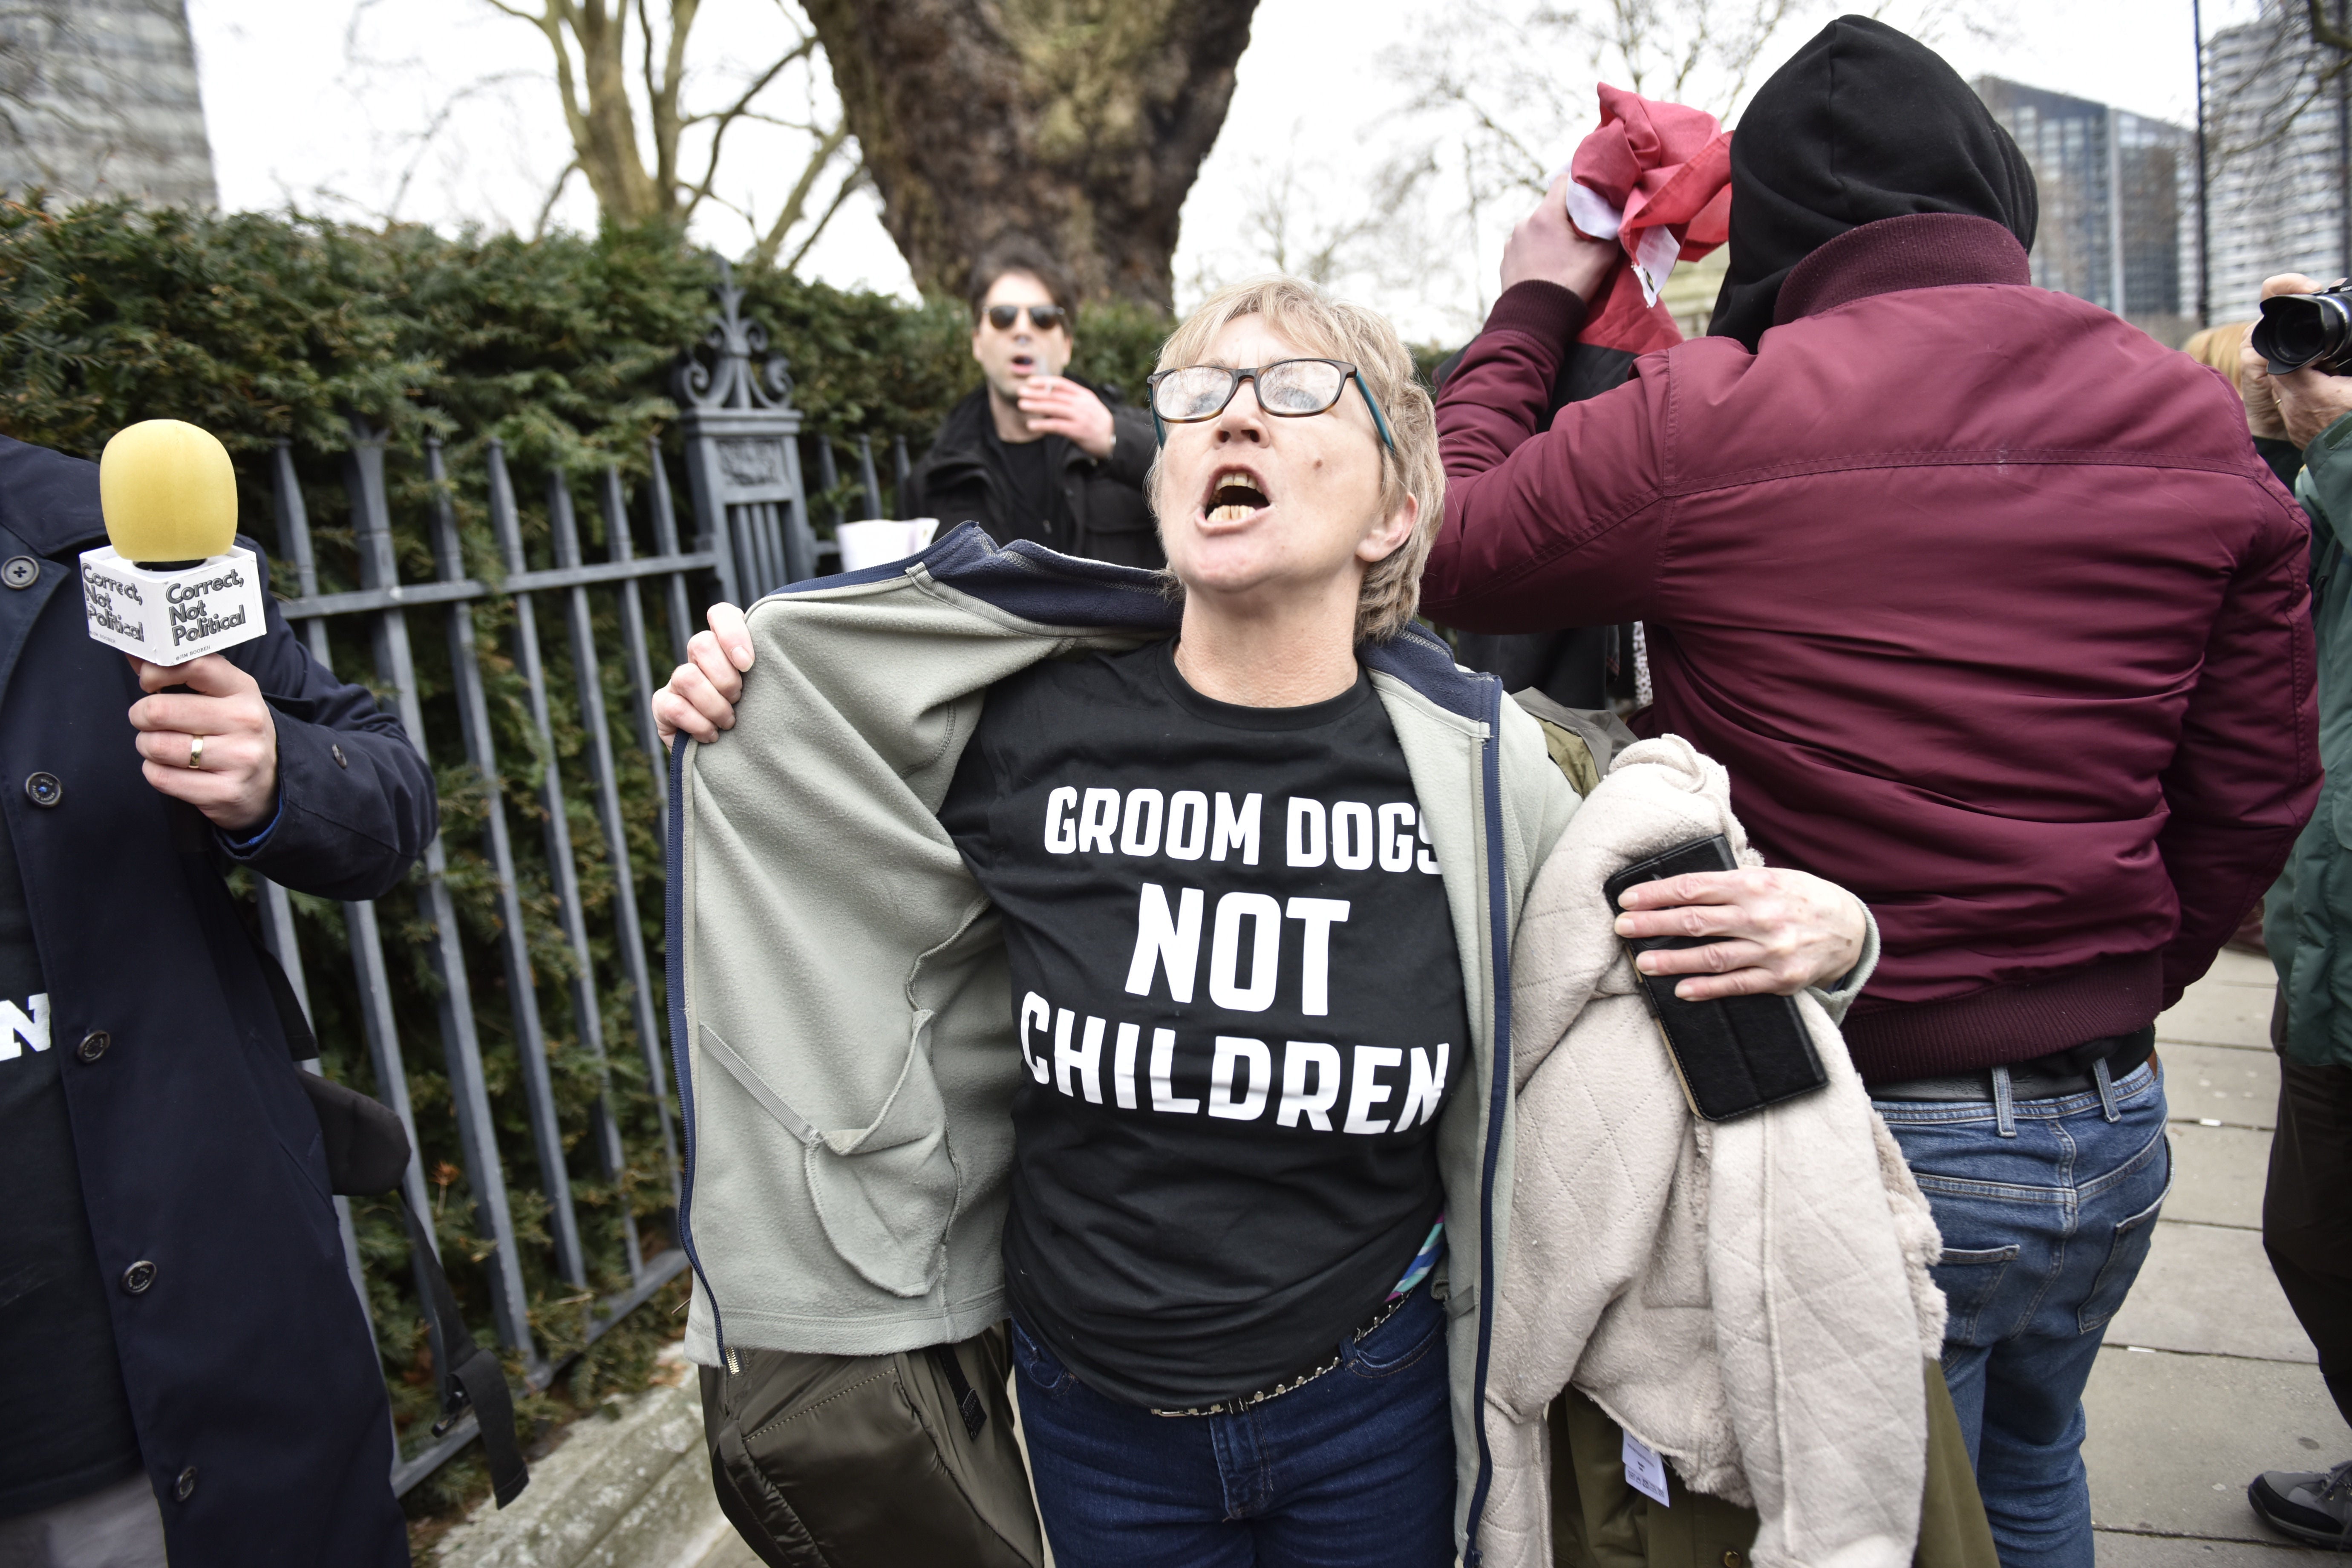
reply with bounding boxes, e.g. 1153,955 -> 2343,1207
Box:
79,420 -> 266,664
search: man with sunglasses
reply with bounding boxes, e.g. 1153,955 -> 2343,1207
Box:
900,241 -> 1163,568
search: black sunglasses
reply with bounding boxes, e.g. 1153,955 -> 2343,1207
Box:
984,304 -> 1068,332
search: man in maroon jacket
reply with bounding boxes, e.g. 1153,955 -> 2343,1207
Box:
1427,18 -> 2320,1566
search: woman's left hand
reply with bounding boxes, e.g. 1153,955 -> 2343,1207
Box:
1612,867 -> 1866,1000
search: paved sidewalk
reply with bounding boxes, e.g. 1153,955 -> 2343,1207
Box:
2087,948 -> 2349,1562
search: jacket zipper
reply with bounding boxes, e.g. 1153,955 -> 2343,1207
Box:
1461,671 -> 1510,1567
923,435 -> 1098,553
664,732 -> 727,1362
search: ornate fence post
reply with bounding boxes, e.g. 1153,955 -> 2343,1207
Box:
674,254 -> 815,598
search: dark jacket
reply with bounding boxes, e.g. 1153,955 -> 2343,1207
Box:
0,435 -> 429,1563
2268,415 -> 2352,1069
1424,213 -> 2320,1084
900,382 -> 1163,569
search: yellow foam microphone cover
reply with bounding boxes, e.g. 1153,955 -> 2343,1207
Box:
99,419 -> 237,564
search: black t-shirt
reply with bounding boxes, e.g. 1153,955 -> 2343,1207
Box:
0,816 -> 143,1519
940,640 -> 1470,1409
983,422 -> 1059,547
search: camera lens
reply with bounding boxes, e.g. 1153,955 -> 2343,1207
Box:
2253,291 -> 2352,374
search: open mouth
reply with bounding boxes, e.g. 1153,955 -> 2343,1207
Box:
1010,353 -> 1037,375
1203,467 -> 1271,525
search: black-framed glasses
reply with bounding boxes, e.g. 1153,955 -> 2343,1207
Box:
984,303 -> 1067,332
1145,359 -> 1398,452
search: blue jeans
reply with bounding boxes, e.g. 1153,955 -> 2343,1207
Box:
1009,1283 -> 1456,1568
1874,1060 -> 2171,1568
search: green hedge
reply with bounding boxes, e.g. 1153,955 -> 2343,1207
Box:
0,198 -> 1171,1518
0,197 -> 1169,479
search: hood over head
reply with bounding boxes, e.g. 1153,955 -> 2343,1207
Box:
1707,14 -> 2038,351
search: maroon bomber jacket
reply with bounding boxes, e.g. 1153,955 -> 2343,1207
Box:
1425,212 -> 2321,1083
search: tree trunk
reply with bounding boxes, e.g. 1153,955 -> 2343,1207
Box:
541,0 -> 665,223
803,0 -> 1258,309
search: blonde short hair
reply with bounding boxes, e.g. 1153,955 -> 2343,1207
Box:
2183,320 -> 2254,398
1149,277 -> 1443,643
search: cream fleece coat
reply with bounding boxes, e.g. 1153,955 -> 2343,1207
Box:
1482,737 -> 1947,1568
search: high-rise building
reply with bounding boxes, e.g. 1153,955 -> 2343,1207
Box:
1974,76 -> 2195,346
0,0 -> 216,210
2202,5 -> 2348,324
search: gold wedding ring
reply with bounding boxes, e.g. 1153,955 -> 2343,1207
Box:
187,734 -> 205,770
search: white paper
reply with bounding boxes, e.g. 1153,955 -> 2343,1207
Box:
1562,177 -> 1624,242
1621,1429 -> 1672,1507
1557,171 -> 1681,306
1629,224 -> 1683,308
835,517 -> 939,573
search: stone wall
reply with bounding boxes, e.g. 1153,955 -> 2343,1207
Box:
0,0 -> 216,208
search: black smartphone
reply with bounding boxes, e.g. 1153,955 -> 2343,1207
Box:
1601,834 -> 1828,1122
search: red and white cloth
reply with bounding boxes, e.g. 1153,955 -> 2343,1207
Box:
1558,86 -> 1733,355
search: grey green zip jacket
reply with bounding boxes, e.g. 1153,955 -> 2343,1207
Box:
662,524 -> 1858,1558
2269,415 -> 2352,1069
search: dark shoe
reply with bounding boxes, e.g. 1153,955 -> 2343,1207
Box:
2249,1459 -> 2352,1550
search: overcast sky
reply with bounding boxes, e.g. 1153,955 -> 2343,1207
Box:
182,0 -> 2254,342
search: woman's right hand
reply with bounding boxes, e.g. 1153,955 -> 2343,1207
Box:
653,603 -> 753,748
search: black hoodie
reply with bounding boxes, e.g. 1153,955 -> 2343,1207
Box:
900,381 -> 1164,570
1708,14 -> 2038,351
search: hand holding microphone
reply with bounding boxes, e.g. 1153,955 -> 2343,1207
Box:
83,419 -> 279,832
126,653 -> 279,832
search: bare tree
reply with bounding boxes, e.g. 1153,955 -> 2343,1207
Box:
2213,0 -> 2352,156
1175,139 -> 1453,328
1358,0 -> 2003,328
481,0 -> 861,267
1394,0 -> 1850,230
1556,0 -> 1809,113
1237,146 -> 1438,290
801,0 -> 1259,309
2199,0 -> 2352,306
2299,0 -> 2352,68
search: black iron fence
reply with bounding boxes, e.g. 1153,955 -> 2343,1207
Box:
243,260 -> 841,1493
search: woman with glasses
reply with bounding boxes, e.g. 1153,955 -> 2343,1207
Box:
657,276 -> 1868,1567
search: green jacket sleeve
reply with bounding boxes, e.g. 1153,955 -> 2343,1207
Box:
2273,415 -> 2352,1067
2297,418 -> 2352,797
2296,415 -> 2352,555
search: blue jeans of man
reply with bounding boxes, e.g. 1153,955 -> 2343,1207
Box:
1009,1281 -> 1456,1568
1874,1060 -> 2170,1568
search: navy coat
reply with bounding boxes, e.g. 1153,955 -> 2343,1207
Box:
0,435 -> 427,1564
